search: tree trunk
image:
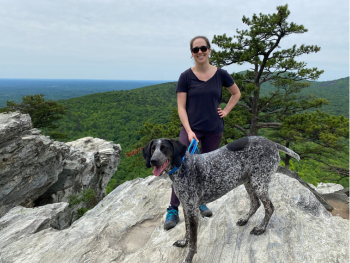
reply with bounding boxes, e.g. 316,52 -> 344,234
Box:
249,86 -> 260,136
249,115 -> 259,136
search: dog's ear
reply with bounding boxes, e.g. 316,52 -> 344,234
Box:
142,140 -> 153,168
168,139 -> 187,167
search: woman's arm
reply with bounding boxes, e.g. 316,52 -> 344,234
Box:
177,92 -> 199,142
218,83 -> 241,118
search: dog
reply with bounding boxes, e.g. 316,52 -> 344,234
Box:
142,136 -> 300,263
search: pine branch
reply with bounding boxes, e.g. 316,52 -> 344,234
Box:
256,122 -> 281,128
234,124 -> 249,136
236,103 -> 252,112
301,155 -> 349,177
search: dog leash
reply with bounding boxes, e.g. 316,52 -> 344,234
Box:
168,139 -> 199,175
187,139 -> 200,155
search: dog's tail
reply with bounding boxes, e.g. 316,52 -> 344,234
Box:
275,143 -> 300,161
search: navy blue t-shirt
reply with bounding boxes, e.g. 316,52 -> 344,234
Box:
176,68 -> 235,134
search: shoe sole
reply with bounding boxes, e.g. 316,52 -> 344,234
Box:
164,218 -> 180,230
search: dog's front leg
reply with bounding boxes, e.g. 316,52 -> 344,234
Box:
173,205 -> 190,248
182,207 -> 199,263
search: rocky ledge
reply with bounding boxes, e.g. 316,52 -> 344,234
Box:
0,172 -> 348,263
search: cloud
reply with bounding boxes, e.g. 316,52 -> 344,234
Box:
0,0 -> 348,80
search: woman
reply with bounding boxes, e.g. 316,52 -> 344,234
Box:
164,36 -> 241,230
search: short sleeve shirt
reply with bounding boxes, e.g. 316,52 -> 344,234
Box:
176,68 -> 235,134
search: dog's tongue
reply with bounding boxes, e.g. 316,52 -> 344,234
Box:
152,160 -> 169,177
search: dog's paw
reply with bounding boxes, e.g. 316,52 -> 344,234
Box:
250,226 -> 265,235
236,218 -> 248,226
173,239 -> 188,247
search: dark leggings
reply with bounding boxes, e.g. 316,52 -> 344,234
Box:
170,127 -> 223,208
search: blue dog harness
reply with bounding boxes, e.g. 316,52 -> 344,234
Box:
168,139 -> 199,175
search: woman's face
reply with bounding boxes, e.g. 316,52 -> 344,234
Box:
191,38 -> 210,64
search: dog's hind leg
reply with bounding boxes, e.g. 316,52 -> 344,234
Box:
236,182 -> 261,226
249,175 -> 275,235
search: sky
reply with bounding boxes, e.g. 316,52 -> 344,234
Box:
0,0 -> 349,81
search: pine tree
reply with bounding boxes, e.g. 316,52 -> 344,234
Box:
0,94 -> 67,139
210,4 -> 324,136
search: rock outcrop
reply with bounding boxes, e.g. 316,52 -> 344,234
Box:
0,112 -> 122,221
0,173 -> 348,263
319,186 -> 349,220
0,112 -> 70,217
277,166 -> 335,211
310,182 -> 345,194
35,137 -> 122,220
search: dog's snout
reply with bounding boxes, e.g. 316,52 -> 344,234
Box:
150,157 -> 159,166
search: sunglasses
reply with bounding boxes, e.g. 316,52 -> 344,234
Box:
191,46 -> 209,53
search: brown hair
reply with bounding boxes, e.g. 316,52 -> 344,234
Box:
190,36 -> 211,51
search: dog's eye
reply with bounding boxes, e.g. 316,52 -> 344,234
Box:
160,145 -> 165,151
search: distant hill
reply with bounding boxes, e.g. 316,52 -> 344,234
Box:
1,76 -> 347,117
45,76 -> 349,150
260,77 -> 349,117
55,82 -> 178,149
0,79 -> 167,107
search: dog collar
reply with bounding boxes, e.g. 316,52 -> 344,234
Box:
168,139 -> 199,175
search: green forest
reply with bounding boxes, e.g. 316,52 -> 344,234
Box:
55,82 -> 178,146
260,77 -> 349,117
35,76 -> 348,193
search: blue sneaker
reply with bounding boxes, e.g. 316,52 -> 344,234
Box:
164,206 -> 180,230
199,205 -> 213,217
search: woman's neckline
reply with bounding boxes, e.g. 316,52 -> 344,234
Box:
190,67 -> 218,82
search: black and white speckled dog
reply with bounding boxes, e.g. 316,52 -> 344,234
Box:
143,136 -> 300,263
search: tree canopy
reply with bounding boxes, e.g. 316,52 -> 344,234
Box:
210,4 -> 324,136
0,94 -> 67,129
0,94 -> 67,139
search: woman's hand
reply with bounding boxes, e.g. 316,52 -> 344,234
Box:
218,84 -> 241,118
217,108 -> 228,118
187,130 -> 199,143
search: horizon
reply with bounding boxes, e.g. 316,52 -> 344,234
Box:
0,78 -> 175,82
0,75 -> 349,83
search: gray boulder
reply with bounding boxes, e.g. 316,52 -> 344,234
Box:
0,112 -> 70,217
277,166 -> 334,211
0,173 -> 348,263
0,203 -> 71,249
0,112 -> 122,221
309,183 -> 349,206
309,182 -> 344,194
35,137 -> 122,211
0,111 -> 32,145
323,190 -> 349,205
